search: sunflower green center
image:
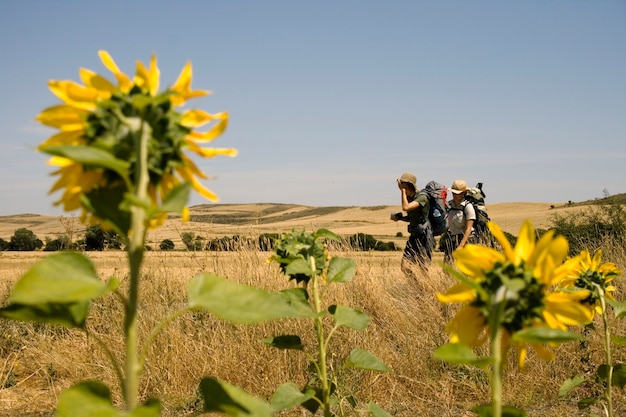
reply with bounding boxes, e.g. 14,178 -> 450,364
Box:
574,270 -> 607,306
84,86 -> 189,186
471,261 -> 546,334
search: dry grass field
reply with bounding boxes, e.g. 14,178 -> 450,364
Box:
1,201 -> 624,417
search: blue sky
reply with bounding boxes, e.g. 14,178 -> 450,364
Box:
1,1 -> 624,216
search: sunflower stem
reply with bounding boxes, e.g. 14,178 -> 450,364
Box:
490,324 -> 503,417
489,287 -> 507,417
124,118 -> 150,411
599,290 -> 613,417
311,256 -> 332,417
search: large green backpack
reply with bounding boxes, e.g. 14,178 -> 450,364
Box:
418,181 -> 449,236
464,182 -> 490,235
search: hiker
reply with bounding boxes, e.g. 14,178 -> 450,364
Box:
390,172 -> 434,276
442,179 -> 476,264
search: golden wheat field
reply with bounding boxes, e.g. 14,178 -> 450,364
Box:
1,202 -> 625,417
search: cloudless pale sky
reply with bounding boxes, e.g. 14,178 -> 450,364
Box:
1,1 -> 624,216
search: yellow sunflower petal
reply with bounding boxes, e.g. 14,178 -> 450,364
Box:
488,221 -> 515,263
175,166 -> 218,201
47,156 -> 75,168
180,109 -> 215,127
437,282 -> 476,303
38,129 -> 85,148
48,80 -> 99,111
530,230 -> 568,271
187,117 -> 229,143
181,207 -> 190,222
48,164 -> 81,193
454,244 -> 504,278
446,305 -> 487,348
544,291 -> 594,326
515,341 -> 528,369
98,50 -> 132,92
513,220 -> 535,265
531,342 -> 555,362
170,62 -> 210,106
79,68 -> 116,96
553,255 -> 583,288
579,250 -> 592,270
134,53 -> 160,96
188,175 -> 219,201
591,249 -> 603,270
189,147 -> 238,159
179,155 -> 208,179
36,105 -> 87,130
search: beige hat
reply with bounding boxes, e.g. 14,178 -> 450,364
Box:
450,179 -> 468,194
399,173 -> 417,189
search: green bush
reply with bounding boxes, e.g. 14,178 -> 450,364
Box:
346,233 -> 397,251
549,197 -> 626,256
181,232 -> 205,251
257,233 -> 279,251
375,241 -> 398,251
43,235 -> 72,251
79,225 -> 122,251
8,228 -> 43,251
206,236 -> 240,251
159,239 -> 175,251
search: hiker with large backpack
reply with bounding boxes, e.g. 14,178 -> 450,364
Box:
441,179 -> 477,264
464,182 -> 492,245
391,173 -> 447,277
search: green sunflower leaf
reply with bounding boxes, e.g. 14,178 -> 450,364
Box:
199,377 -> 273,416
82,185 -> 131,235
577,397 -> 597,409
187,273 -> 314,323
598,363 -> 626,389
263,335 -> 304,351
432,343 -> 493,369
327,257 -> 356,284
313,228 -> 339,241
40,145 -> 129,179
270,382 -> 315,412
0,302 -> 89,328
367,402 -> 393,417
0,253 -> 117,328
558,375 -> 586,396
277,288 -> 315,317
511,327 -> 583,344
56,381 -> 161,417
345,348 -> 390,372
612,336 -> 626,346
6,253 -> 109,304
285,258 -> 315,277
329,304 -> 370,330
472,403 -> 527,416
158,182 -> 191,213
607,299 -> 626,319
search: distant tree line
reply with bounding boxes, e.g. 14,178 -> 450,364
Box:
0,225 -> 122,252
5,198 -> 623,256
0,228 -> 399,253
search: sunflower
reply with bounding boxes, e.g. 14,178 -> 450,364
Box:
559,249 -> 621,316
36,50 -> 236,230
438,220 -> 593,367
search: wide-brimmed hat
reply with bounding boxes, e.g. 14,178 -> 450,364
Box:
399,173 -> 417,189
450,179 -> 468,194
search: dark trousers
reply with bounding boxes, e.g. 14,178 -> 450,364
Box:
403,232 -> 433,267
